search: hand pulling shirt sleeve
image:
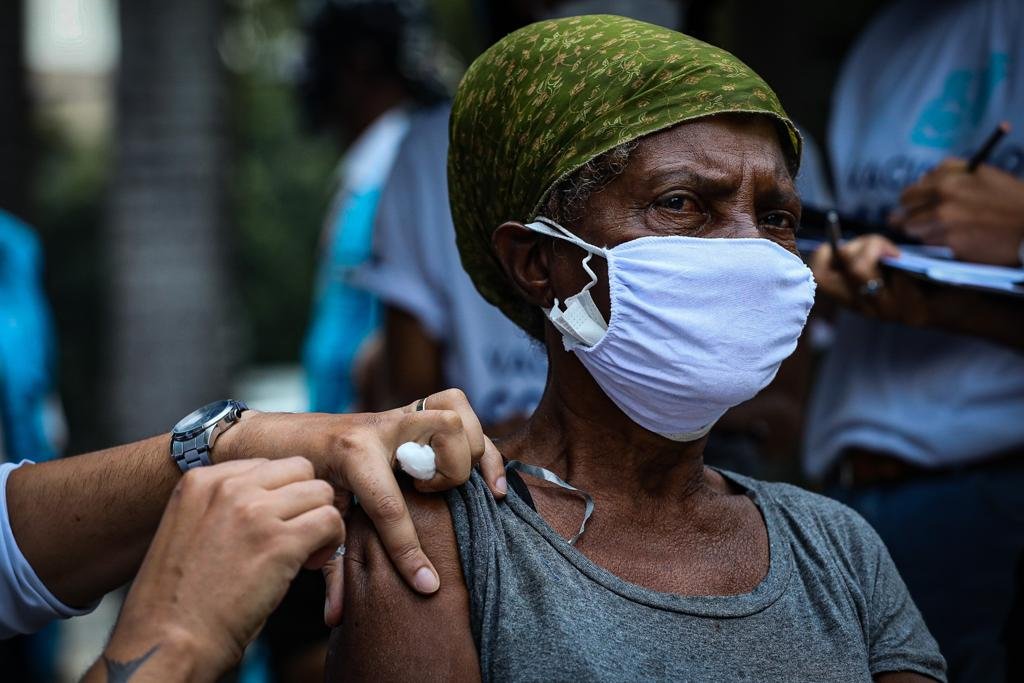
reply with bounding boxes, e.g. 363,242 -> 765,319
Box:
0,461 -> 95,638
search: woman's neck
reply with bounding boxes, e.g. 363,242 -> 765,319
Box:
498,352 -> 725,508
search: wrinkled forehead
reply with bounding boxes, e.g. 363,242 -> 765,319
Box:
634,116 -> 793,174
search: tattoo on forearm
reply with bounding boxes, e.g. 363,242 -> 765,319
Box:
102,644 -> 160,682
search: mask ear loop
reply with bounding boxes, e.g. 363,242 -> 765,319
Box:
527,217 -> 606,257
578,252 -> 599,294
551,253 -> 598,313
526,216 -> 603,306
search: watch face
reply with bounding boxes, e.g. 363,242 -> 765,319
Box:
173,400 -> 233,438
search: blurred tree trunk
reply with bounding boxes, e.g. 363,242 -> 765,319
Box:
0,0 -> 30,220
107,0 -> 235,442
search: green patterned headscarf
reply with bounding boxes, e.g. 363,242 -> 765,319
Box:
448,14 -> 801,336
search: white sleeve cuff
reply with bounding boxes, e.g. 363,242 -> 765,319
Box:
1,460 -> 97,638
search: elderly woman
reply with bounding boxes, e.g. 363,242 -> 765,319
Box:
327,15 -> 945,682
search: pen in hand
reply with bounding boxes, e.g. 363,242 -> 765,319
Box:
890,121 -> 1011,226
967,121 -> 1011,172
826,210 -> 848,273
827,209 -> 886,297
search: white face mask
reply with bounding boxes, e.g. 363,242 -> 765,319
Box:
526,217 -> 816,441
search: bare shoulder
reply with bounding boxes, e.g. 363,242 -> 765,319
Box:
325,484 -> 480,682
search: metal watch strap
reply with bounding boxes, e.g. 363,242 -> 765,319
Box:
172,435 -> 213,471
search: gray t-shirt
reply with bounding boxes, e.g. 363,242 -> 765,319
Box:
448,468 -> 945,682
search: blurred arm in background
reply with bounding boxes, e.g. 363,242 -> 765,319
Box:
891,158 -> 1024,266
811,235 -> 1024,349
811,154 -> 1024,348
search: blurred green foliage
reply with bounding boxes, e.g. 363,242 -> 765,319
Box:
226,0 -> 336,366
228,68 -> 335,365
32,121 -> 108,451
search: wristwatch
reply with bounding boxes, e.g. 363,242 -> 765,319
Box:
170,399 -> 249,473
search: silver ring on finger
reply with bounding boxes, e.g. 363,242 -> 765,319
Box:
332,544 -> 346,560
859,278 -> 884,297
415,397 -> 428,412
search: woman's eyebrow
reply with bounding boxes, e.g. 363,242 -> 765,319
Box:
644,166 -> 798,207
759,185 -> 801,209
644,165 -> 735,192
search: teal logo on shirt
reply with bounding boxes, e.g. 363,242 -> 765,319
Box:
910,53 -> 1007,149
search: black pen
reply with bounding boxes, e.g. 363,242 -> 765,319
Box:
826,210 -> 848,273
967,121 -> 1011,172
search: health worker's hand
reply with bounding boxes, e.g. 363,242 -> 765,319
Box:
83,457 -> 343,682
891,158 -> 1024,266
214,388 -> 506,626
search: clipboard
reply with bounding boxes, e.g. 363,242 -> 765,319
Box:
796,237 -> 1024,298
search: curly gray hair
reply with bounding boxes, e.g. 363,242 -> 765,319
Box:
541,140 -> 639,230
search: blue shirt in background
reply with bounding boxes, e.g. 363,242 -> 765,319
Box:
303,109 -> 410,413
0,210 -> 59,463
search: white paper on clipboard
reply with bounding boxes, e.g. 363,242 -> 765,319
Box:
796,237 -> 1024,297
880,249 -> 1024,297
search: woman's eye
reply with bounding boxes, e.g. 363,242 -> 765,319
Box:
760,211 -> 797,232
656,194 -> 701,213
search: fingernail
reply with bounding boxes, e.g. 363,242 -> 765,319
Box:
414,566 -> 439,593
496,476 -> 507,495
323,596 -> 331,622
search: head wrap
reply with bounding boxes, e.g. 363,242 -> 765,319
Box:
448,14 -> 801,335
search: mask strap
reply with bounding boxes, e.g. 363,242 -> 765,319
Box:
525,216 -> 603,297
524,217 -> 606,258
505,460 -> 594,546
578,253 -> 599,295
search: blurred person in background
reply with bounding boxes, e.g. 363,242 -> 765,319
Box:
802,0 -> 1024,678
273,2 -> 456,678
300,0 -> 453,416
0,209 -> 65,681
353,0 -> 688,434
0,210 -> 62,466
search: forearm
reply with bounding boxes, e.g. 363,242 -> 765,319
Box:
4,410 -> 281,608
7,434 -> 179,607
81,625 -> 204,683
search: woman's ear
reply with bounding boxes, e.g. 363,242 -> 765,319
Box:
492,222 -> 554,309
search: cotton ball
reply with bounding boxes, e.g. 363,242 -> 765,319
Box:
396,442 -> 436,480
